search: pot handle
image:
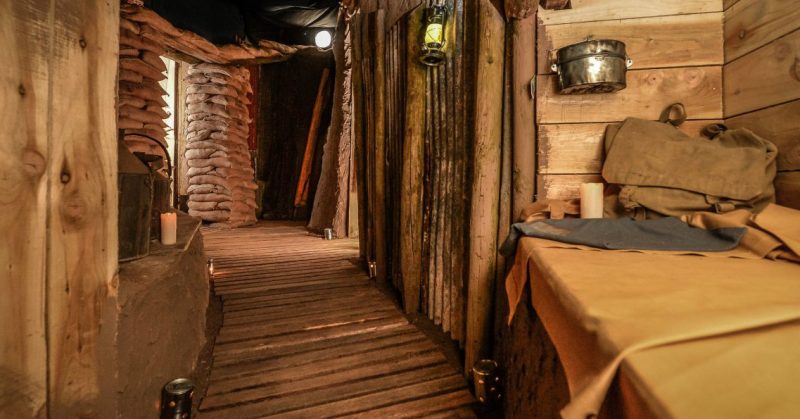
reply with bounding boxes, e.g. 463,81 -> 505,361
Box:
626,56 -> 633,68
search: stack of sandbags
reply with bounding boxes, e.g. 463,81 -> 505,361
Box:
185,63 -> 258,227
118,15 -> 169,156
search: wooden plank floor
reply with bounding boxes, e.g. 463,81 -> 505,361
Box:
199,221 -> 475,418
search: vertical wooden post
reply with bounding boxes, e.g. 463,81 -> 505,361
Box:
351,12 -> 369,259
400,6 -> 426,314
465,0 -> 505,375
0,2 -> 51,416
511,13 -> 537,219
47,0 -> 120,416
374,9 -> 388,282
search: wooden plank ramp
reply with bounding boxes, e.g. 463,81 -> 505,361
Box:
199,221 -> 476,418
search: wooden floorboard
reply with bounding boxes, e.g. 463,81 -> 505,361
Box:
199,222 -> 475,418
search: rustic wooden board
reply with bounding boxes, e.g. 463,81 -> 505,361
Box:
46,0 -> 119,416
725,99 -> 800,171
538,13 -> 724,74
0,2 -> 50,417
724,0 -> 742,10
537,66 -> 723,123
724,0 -> 800,62
775,171 -> 800,210
538,121 -> 722,174
724,29 -> 800,117
538,0 -> 722,25
537,174 -> 604,201
199,222 -> 474,417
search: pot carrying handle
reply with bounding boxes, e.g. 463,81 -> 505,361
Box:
659,103 -> 687,127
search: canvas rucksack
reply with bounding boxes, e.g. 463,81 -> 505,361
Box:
602,104 -> 777,219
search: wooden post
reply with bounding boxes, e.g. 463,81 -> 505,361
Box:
400,6 -> 426,314
373,9 -> 388,282
511,13 -> 536,219
295,68 -> 331,207
505,0 -> 536,19
1,2 -> 51,416
50,0 -> 120,415
466,0 -> 505,375
351,12 -> 369,259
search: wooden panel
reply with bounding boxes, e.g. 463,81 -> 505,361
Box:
538,121 -> 720,174
538,0 -> 722,25
537,66 -> 722,123
538,13 -> 723,74
46,0 -> 119,416
0,1 -> 50,417
537,174 -> 603,200
724,0 -> 741,10
775,171 -> 800,210
724,0 -> 800,62
725,100 -> 800,171
724,29 -> 800,117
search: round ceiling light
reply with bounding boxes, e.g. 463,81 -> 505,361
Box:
314,30 -> 332,48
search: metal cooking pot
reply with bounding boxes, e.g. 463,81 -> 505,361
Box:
551,39 -> 633,94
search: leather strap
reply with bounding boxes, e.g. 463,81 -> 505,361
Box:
702,123 -> 729,139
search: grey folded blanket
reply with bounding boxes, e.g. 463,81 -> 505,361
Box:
499,217 -> 746,257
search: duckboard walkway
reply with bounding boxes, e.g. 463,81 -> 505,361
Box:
198,221 -> 475,418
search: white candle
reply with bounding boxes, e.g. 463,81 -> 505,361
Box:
160,212 -> 177,245
580,183 -> 604,219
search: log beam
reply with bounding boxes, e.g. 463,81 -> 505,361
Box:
465,0 -> 506,375
511,14 -> 537,219
400,7 -> 427,314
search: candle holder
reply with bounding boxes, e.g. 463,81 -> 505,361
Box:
160,378 -> 194,419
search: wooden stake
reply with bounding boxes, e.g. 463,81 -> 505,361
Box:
511,14 -> 536,220
351,12 -> 369,260
295,68 -> 331,207
465,0 -> 505,375
374,10 -> 388,282
400,6 -> 426,314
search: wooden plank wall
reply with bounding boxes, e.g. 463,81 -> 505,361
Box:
723,0 -> 800,210
536,0 -> 724,200
0,1 -> 119,417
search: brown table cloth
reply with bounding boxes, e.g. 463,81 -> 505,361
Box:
506,204 -> 800,418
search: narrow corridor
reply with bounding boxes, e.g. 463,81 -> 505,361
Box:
198,222 -> 475,418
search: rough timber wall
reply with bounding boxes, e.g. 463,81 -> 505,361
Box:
723,0 -> 800,209
535,0 -> 724,200
0,1 -> 119,417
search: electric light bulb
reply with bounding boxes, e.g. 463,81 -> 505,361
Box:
315,30 -> 332,48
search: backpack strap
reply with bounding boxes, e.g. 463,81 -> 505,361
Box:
701,123 -> 728,139
659,103 -> 687,127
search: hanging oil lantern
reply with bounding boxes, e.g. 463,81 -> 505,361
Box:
419,6 -> 447,66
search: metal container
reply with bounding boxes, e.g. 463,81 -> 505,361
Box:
118,140 -> 153,262
551,39 -> 632,94
472,359 -> 502,405
323,228 -> 334,240
160,378 -> 194,419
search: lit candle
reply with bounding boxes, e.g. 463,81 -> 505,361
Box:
160,212 -> 177,245
580,183 -> 604,219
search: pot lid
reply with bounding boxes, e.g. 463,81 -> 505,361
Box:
556,39 -> 627,64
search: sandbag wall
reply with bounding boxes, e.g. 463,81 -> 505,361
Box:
185,64 -> 258,227
118,15 -> 170,155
